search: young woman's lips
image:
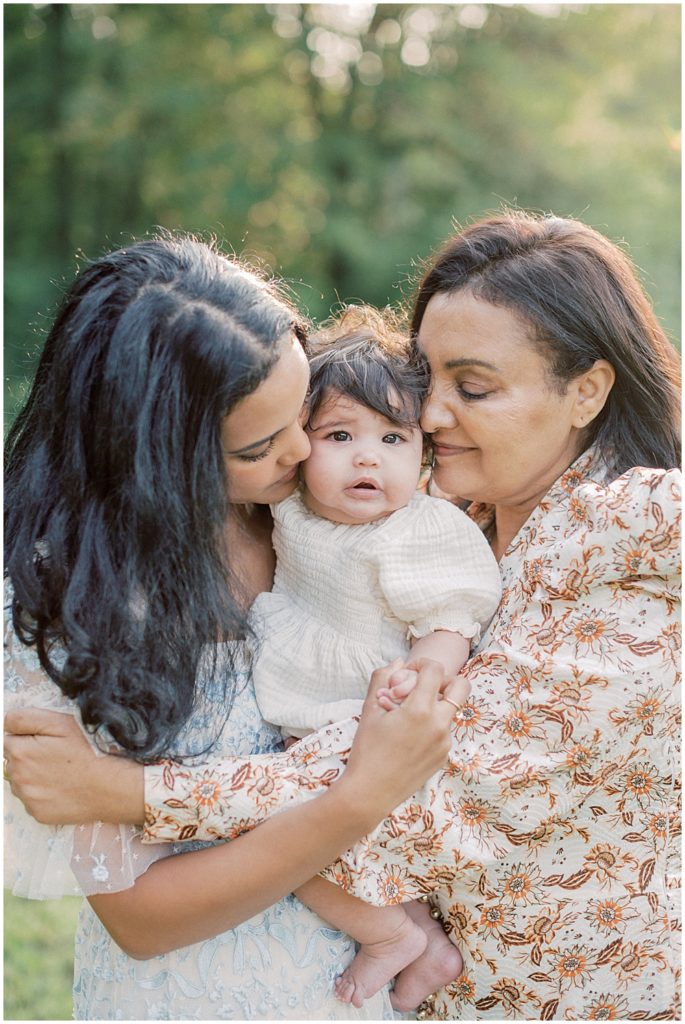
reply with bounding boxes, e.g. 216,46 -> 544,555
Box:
275,467 -> 298,486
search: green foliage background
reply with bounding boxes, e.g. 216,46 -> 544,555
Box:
3,3 -> 681,1020
4,2 -> 681,430
4,892 -> 80,1020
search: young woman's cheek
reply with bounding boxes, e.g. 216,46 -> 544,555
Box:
225,462 -> 269,504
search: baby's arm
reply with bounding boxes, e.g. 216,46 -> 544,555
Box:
377,631 -> 470,709
374,495 -> 501,712
410,630 -> 470,675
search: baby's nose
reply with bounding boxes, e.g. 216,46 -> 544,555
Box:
353,447 -> 380,466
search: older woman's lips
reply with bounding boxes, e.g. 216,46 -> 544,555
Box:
432,442 -> 475,457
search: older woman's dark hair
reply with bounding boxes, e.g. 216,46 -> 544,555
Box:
412,212 -> 680,474
4,234 -> 306,760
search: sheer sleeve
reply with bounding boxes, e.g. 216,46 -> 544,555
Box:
4,592 -> 172,899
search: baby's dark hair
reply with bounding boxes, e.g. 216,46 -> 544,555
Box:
307,305 -> 429,428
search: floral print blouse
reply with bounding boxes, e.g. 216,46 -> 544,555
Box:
144,449 -> 681,1020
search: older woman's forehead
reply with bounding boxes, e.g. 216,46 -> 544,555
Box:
419,292 -> 539,364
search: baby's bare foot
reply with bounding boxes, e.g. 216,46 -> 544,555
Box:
389,916 -> 463,1012
334,917 -> 427,1009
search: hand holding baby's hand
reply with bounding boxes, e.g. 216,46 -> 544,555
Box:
376,664 -> 419,710
376,657 -> 470,715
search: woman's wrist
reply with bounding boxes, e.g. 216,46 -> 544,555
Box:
327,770 -> 390,837
101,755 -> 145,825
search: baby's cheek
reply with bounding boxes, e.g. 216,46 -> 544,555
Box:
303,451 -> 338,495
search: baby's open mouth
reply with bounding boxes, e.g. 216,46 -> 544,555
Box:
352,481 -> 378,490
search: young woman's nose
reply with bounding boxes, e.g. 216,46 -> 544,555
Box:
281,419 -> 311,465
420,386 -> 458,435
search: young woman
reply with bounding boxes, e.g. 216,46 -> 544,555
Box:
3,234 -> 465,1020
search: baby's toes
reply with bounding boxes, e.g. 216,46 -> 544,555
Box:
334,973 -> 355,1004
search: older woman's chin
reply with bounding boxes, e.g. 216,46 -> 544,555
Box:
428,468 -> 471,505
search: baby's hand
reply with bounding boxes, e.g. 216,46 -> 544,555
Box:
376,667 -> 419,710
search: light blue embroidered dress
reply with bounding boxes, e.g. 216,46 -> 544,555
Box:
4,596 -> 394,1020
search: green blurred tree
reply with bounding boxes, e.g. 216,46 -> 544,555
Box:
4,3 -> 680,426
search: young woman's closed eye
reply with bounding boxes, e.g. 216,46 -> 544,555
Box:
239,438 -> 276,462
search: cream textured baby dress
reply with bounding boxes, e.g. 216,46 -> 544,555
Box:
251,490 -> 502,736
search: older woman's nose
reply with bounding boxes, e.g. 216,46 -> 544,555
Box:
421,388 -> 456,434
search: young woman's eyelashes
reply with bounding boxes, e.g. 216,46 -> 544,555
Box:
239,438 -> 276,462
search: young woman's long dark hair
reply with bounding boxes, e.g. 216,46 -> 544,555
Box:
411,211 -> 681,474
5,234 -> 307,760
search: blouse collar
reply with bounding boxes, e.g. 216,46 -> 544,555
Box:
465,444 -> 613,549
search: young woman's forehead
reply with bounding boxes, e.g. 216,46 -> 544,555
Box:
223,334 -> 309,449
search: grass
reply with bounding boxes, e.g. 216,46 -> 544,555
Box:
4,891 -> 80,1020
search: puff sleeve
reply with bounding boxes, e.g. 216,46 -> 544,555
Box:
376,494 -> 502,645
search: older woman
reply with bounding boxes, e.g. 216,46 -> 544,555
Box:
6,212 -> 681,1020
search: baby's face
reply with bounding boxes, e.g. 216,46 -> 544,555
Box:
302,390 -> 424,524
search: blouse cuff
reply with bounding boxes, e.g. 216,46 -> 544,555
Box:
143,719 -> 357,844
408,615 -> 483,646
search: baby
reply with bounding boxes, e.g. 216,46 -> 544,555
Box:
250,306 -> 502,1010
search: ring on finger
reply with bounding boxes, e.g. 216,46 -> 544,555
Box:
441,695 -> 461,712
3,757 -> 9,782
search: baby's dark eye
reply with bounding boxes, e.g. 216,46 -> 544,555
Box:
327,430 -> 351,442
382,433 -> 405,444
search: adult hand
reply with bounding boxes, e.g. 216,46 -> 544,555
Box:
375,660 -> 471,710
339,658 -> 469,828
4,709 -> 144,825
